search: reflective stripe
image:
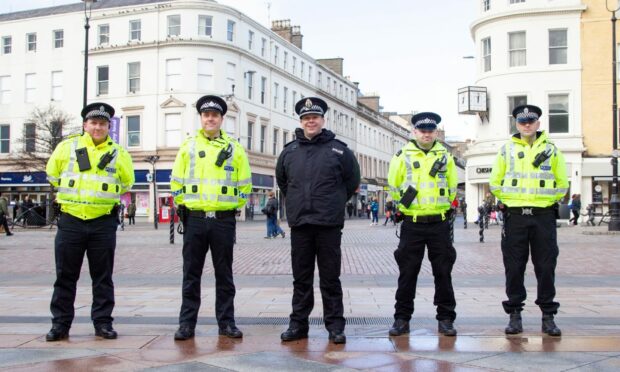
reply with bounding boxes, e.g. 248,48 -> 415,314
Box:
437,197 -> 450,204
237,177 -> 251,187
184,179 -> 238,187
224,144 -> 235,183
505,171 -> 556,180
557,188 -> 568,194
58,187 -> 79,195
500,187 -> 529,194
418,181 -> 435,189
389,186 -> 399,194
404,156 -> 414,184
47,176 -> 59,183
170,176 -> 184,184
501,186 -> 564,196
542,143 -> 554,167
58,199 -> 115,206
449,188 -> 457,194
218,195 -> 238,203
490,186 -> 501,192
58,187 -> 119,199
537,188 -> 561,195
188,139 -> 197,178
67,138 -> 79,173
507,142 -> 515,173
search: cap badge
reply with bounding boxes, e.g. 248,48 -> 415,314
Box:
304,99 -> 313,108
523,108 -> 529,114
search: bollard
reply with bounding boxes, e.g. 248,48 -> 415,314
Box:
169,207 -> 175,244
463,211 -> 467,229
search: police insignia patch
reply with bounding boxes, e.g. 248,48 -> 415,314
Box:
224,165 -> 234,171
305,98 -> 313,107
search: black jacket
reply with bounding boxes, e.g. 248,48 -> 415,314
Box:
265,197 -> 278,217
276,128 -> 360,227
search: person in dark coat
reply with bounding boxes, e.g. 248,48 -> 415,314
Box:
276,97 -> 360,344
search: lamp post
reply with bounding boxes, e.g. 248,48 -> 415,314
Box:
82,0 -> 97,108
145,155 -> 160,230
607,0 -> 620,231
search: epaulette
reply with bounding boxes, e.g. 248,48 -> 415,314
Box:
395,149 -> 402,157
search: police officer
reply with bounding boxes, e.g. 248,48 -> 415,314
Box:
45,102 -> 135,341
388,112 -> 459,337
490,104 -> 567,337
276,97 -> 360,344
172,95 -> 252,340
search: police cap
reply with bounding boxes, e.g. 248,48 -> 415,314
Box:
411,112 -> 441,130
196,95 -> 227,115
81,102 -> 115,122
295,97 -> 328,118
512,104 -> 542,123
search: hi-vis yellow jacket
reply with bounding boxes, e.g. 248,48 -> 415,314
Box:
46,133 -> 134,220
489,131 -> 568,207
171,130 -> 251,211
388,141 -> 458,219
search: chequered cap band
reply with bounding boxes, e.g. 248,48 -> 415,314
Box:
516,111 -> 539,121
300,105 -> 325,115
414,118 -> 437,127
200,101 -> 223,112
85,109 -> 111,120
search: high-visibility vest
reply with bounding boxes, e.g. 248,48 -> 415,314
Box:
388,141 -> 458,219
46,133 -> 135,220
171,130 -> 252,211
489,131 -> 568,207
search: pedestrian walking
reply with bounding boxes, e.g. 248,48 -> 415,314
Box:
346,201 -> 354,219
276,97 -> 360,344
171,95 -> 252,341
0,192 -> 13,236
387,112 -> 459,337
569,194 -> 581,225
127,201 -> 136,225
370,198 -> 379,225
490,104 -> 568,337
44,102 -> 135,341
264,191 -> 285,238
383,199 -> 395,226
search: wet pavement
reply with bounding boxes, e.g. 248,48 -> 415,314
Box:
0,217 -> 618,371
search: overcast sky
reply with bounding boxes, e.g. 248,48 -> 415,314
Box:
0,0 -> 479,140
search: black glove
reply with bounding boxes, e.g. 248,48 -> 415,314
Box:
52,201 -> 61,216
394,211 -> 404,223
177,205 -> 187,224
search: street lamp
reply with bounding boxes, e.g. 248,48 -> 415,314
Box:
606,0 -> 620,231
82,0 -> 97,108
145,155 -> 160,230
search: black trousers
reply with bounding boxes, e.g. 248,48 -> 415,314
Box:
179,215 -> 236,328
50,213 -> 117,329
501,212 -> 559,315
128,215 -> 135,225
289,224 -> 345,332
1,214 -> 10,235
394,219 -> 457,321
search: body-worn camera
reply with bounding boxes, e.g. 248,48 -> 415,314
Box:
75,148 -> 91,172
97,149 -> 117,170
532,148 -> 553,168
400,185 -> 418,208
429,154 -> 447,177
215,144 -> 233,167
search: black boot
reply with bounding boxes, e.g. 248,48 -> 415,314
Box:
280,326 -> 309,341
94,324 -> 118,339
437,320 -> 457,336
45,325 -> 69,342
328,330 -> 346,344
174,325 -> 195,340
504,312 -> 523,335
219,324 -> 243,338
388,319 -> 410,336
542,315 -> 561,336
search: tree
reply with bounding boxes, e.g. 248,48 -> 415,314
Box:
11,105 -> 79,172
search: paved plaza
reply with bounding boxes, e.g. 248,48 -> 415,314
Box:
0,217 -> 618,371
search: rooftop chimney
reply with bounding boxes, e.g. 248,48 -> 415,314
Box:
316,58 -> 344,76
271,19 -> 303,49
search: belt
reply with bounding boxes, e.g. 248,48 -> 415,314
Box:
188,210 -> 236,219
403,214 -> 445,224
506,206 -> 555,216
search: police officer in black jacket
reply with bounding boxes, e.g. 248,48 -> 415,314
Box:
276,97 -> 360,344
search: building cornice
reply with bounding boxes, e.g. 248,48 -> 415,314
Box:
470,5 -> 587,39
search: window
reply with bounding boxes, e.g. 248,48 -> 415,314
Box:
283,130 -> 289,145
24,123 -> 35,152
292,91 -> 297,114
301,61 -> 305,77
128,62 -> 140,93
198,15 -> 212,36
129,20 -> 141,41
508,95 -> 527,134
273,82 -> 279,109
51,71 -> 62,101
98,24 -> 109,45
549,29 -> 567,65
274,45 -> 279,65
24,73 -> 36,103
50,121 -> 62,150
166,59 -> 181,91
292,56 -> 297,74
247,121 -> 253,150
272,128 -> 279,155
327,76 -> 331,92
482,37 -> 491,72
283,87 -> 288,113
26,33 -> 36,52
283,51 -> 288,70
483,0 -> 490,11
548,94 -> 569,133
508,31 -> 526,67
197,59 -> 214,91
261,37 -> 266,57
226,62 -> 236,94
167,15 -> 180,36
227,20 -> 235,42
0,125 -> 9,153
308,66 -> 313,82
165,113 -> 182,147
260,125 -> 266,153
2,36 -> 11,54
510,0 -> 525,3
225,116 -> 236,137
247,72 -> 253,100
333,80 -> 337,95
127,115 -> 141,147
260,77 -> 267,104
318,71 -> 322,87
53,30 -> 63,48
248,30 -> 254,50
0,76 -> 12,104
97,66 -> 109,95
